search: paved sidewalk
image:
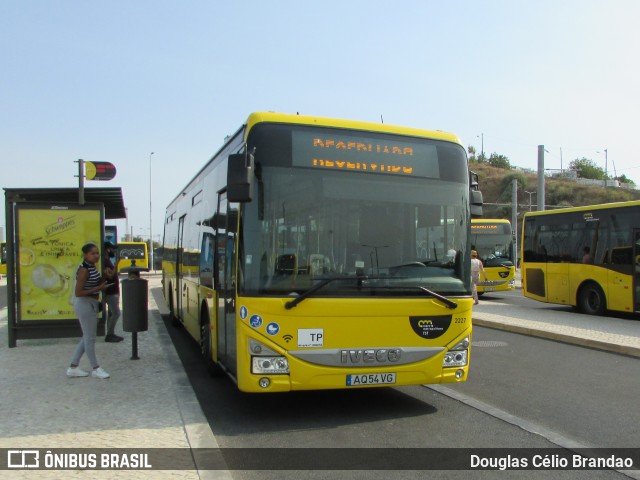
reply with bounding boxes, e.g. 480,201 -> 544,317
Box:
474,269 -> 640,358
0,275 -> 231,479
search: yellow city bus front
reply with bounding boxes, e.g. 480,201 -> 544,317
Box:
164,112 -> 478,392
116,241 -> 149,272
470,219 -> 515,294
230,297 -> 473,392
0,242 -> 6,276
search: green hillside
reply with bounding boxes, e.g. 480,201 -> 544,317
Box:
471,162 -> 640,219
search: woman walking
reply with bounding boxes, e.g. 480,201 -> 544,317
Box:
67,242 -> 111,379
471,249 -> 488,305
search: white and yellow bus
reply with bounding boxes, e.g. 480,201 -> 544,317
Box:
116,241 -> 149,272
0,242 -> 6,277
471,219 -> 516,294
521,201 -> 640,315
162,112 -> 482,392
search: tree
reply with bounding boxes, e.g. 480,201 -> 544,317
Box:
569,158 -> 606,180
488,153 -> 511,170
498,171 -> 527,202
616,174 -> 636,186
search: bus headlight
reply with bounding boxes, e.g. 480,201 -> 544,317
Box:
443,350 -> 468,367
443,336 -> 469,367
252,356 -> 290,374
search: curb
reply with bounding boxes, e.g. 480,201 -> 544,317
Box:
150,287 -> 234,480
473,317 -> 640,358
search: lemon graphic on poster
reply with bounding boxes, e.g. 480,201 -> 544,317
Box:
19,248 -> 36,266
31,264 -> 69,296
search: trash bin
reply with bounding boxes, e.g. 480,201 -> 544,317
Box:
121,276 -> 148,333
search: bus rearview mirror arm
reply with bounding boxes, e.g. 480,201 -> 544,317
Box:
227,150 -> 255,202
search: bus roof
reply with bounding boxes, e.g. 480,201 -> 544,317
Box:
523,200 -> 640,218
471,218 -> 511,224
166,112 -> 465,210
245,112 -> 463,146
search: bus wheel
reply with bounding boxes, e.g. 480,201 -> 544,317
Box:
168,287 -> 181,328
200,310 -> 223,376
578,283 -> 606,316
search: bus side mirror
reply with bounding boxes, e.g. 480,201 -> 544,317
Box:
470,190 -> 483,218
227,152 -> 254,202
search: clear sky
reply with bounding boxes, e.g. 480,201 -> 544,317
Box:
2,0 -> 639,242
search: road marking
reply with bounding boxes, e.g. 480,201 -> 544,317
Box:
426,384 -> 640,480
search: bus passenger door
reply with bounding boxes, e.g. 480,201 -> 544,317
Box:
634,229 -> 640,313
176,216 -> 185,322
216,193 -> 238,376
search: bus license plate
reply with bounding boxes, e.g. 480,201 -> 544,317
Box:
484,287 -> 496,292
346,373 -> 396,386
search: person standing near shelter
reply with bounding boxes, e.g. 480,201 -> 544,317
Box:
470,249 -> 488,305
67,242 -> 111,379
103,242 -> 123,342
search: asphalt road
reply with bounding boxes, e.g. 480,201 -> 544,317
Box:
161,293 -> 636,480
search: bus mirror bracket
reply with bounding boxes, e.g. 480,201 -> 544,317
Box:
227,151 -> 254,202
470,190 -> 483,218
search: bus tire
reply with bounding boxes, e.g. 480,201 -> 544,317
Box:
200,308 -> 223,376
578,283 -> 606,316
168,285 -> 181,328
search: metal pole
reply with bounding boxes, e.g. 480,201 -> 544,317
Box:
78,159 -> 85,206
149,152 -> 154,271
512,179 -> 518,266
131,332 -> 139,360
537,145 -> 545,211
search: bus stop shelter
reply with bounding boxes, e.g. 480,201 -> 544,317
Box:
4,187 -> 126,347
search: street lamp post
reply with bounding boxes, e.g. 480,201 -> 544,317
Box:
524,190 -> 535,211
477,133 -> 484,160
149,152 -> 154,271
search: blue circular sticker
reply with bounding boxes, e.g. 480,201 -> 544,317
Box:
266,322 -> 280,335
249,315 -> 263,328
239,306 -> 248,320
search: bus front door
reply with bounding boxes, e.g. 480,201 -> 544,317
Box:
634,229 -> 640,313
216,193 -> 238,377
176,216 -> 185,322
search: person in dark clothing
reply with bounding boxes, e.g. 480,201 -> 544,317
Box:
103,242 -> 123,342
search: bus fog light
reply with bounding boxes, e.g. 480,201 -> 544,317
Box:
455,369 -> 464,379
252,356 -> 290,374
259,377 -> 270,388
443,350 -> 468,367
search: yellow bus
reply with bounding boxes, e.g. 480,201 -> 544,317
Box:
521,200 -> 640,315
162,112 -> 482,392
116,241 -> 149,272
471,219 -> 516,294
0,242 -> 6,276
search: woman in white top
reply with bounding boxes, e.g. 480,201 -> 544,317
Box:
470,250 -> 488,305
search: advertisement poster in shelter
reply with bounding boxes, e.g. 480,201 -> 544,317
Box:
16,204 -> 103,322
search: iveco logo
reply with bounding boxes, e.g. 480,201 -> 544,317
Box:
340,348 -> 402,364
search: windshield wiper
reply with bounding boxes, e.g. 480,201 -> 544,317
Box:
416,286 -> 458,309
284,277 -> 341,310
284,277 -> 459,310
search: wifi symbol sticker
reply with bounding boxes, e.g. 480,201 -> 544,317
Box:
282,334 -> 293,343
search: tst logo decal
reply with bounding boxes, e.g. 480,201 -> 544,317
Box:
409,315 -> 452,339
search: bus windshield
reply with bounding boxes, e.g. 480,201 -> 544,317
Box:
470,221 -> 513,267
239,124 -> 471,297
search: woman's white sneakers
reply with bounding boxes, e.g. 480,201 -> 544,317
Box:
91,367 -> 110,379
66,366 -> 110,379
66,366 -> 89,377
